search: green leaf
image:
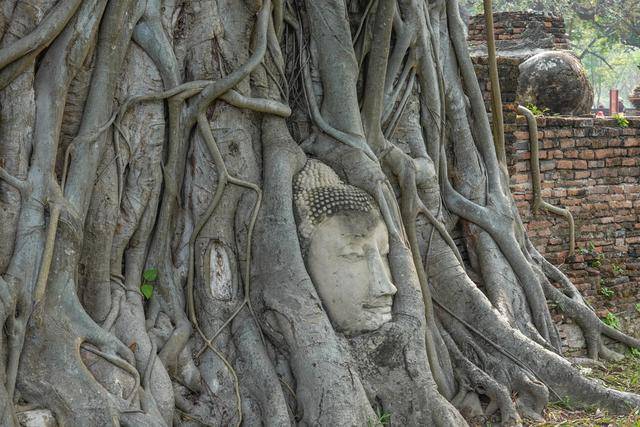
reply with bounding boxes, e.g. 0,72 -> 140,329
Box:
143,268 -> 158,282
140,283 -> 154,300
602,312 -> 621,330
600,286 -> 614,298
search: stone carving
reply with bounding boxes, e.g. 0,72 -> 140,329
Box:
517,50 -> 594,115
294,160 -> 397,335
205,241 -> 233,301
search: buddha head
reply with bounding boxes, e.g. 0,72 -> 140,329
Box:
294,160 -> 397,336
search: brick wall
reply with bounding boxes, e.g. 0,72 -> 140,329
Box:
506,116 -> 640,353
472,56 -> 521,123
468,11 -> 569,49
469,11 -> 571,124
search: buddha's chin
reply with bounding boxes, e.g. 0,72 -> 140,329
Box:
359,307 -> 393,332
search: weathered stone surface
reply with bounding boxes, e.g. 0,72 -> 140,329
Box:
517,51 -> 594,115
16,409 -> 57,427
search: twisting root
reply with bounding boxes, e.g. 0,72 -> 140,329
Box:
518,105 -> 576,256
432,293 -> 560,401
285,10 -> 378,161
383,68 -> 416,139
190,115 -> 263,353
528,241 -> 640,361
0,0 -> 83,71
186,0 -> 273,123
183,114 -> 265,427
80,342 -> 141,405
441,330 -> 522,425
0,166 -> 30,196
61,113 -> 118,191
32,181 -> 63,307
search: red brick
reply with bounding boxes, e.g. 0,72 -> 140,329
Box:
573,160 -> 588,169
513,131 -> 531,141
560,138 -> 576,148
579,150 -> 595,160
594,148 -> 613,159
556,160 -> 573,169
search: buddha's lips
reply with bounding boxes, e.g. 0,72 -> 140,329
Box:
362,302 -> 392,310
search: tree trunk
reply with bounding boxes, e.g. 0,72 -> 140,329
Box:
0,0 -> 637,425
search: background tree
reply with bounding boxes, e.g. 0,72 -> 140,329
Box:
0,0 -> 639,425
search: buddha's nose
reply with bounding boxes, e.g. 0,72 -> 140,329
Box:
366,247 -> 397,298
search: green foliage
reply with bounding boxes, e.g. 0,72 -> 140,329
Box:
630,347 -> 640,359
589,253 -> 605,269
602,312 -> 621,330
612,263 -> 625,275
549,395 -> 573,410
368,408 -> 391,426
613,113 -> 629,128
143,268 -> 158,281
600,286 -> 615,298
140,268 -> 158,300
525,102 -> 549,117
580,241 -> 606,269
579,241 -> 597,256
635,302 -> 640,313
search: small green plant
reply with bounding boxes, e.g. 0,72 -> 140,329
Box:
579,241 -> 597,256
590,253 -> 605,269
612,263 -> 625,275
635,302 -> 640,313
613,113 -> 629,128
630,347 -> 640,359
525,102 -> 549,117
550,395 -> 573,410
368,408 -> 391,426
140,268 -> 158,300
602,312 -> 621,330
580,241 -> 606,269
600,286 -> 615,298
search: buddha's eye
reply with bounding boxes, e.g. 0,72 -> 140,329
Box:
340,251 -> 364,261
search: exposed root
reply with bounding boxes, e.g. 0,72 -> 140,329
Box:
442,330 -> 522,425
181,113 -> 266,427
527,241 -> 640,360
0,0 -> 83,71
0,166 -> 30,196
518,105 -> 576,255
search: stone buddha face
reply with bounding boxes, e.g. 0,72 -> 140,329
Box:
294,160 -> 397,336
